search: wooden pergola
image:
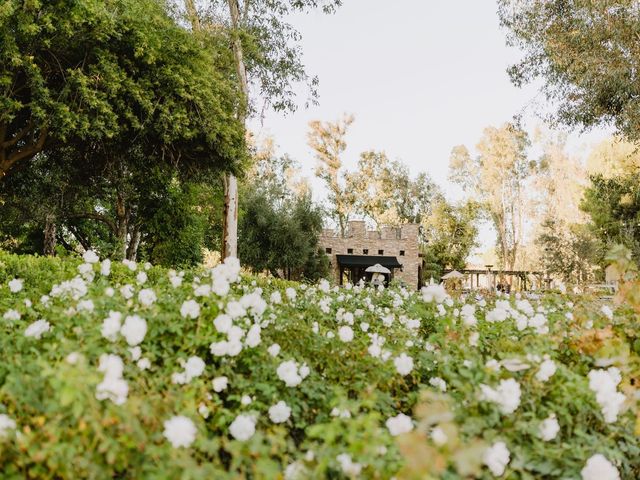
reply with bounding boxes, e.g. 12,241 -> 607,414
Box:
442,268 -> 547,291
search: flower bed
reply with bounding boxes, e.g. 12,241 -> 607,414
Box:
0,252 -> 638,479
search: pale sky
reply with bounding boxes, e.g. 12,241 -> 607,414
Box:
249,0 -> 611,255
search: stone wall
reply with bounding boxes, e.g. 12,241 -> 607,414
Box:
319,220 -> 421,289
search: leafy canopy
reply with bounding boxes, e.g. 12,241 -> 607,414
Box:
0,0 -> 245,176
498,0 -> 640,141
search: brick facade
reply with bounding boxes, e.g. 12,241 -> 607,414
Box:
319,220 -> 421,290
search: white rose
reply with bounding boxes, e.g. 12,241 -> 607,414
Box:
229,414 -> 256,441
269,401 -> 292,423
163,415 -> 197,448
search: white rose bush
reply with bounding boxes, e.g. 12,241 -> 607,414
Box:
0,251 -> 638,478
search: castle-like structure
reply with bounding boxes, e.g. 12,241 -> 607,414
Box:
319,220 -> 422,289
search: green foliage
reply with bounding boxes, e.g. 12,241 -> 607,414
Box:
0,148 -> 224,263
536,218 -> 599,284
422,199 -> 480,279
238,147 -> 328,281
498,0 -> 640,141
0,0 -> 245,175
581,172 -> 640,264
141,181 -> 219,268
239,190 -> 329,281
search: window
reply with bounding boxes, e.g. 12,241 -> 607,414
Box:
325,247 -> 332,254
399,250 -> 405,256
347,248 -> 353,254
363,249 -> 369,254
378,249 -> 384,255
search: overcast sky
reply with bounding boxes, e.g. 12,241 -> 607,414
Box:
249,0 -> 611,254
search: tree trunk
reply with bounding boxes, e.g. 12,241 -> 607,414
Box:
184,0 -> 200,30
68,225 -> 91,251
43,213 -> 57,256
223,0 -> 249,260
222,173 -> 239,258
115,191 -> 128,260
126,224 -> 141,261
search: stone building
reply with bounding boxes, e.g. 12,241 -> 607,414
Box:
319,220 -> 422,289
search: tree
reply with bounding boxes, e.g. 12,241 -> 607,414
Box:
238,147 -> 328,280
581,172 -> 640,263
587,136 -> 640,178
536,219 -> 598,284
309,115 -> 441,234
308,115 -> 356,235
450,123 -> 534,271
498,0 -> 640,141
182,0 -> 343,259
534,131 -> 587,225
421,199 -> 480,280
346,151 -> 440,227
0,0 -> 244,178
530,131 -> 596,281
0,145 -> 223,264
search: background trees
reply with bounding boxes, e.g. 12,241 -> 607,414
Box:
497,0 -> 640,280
238,145 -> 328,280
581,172 -> 640,264
498,0 -> 640,142
0,0 -> 245,263
345,151 -> 440,228
182,0 -> 343,259
308,114 -> 479,279
449,123 -> 534,271
307,115 -> 356,236
0,0 -> 244,178
421,199 -> 480,280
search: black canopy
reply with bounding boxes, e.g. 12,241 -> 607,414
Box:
336,255 -> 402,269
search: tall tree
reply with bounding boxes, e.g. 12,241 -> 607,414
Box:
536,219 -> 598,284
581,172 -> 640,263
346,151 -> 440,227
531,131 -> 596,282
534,131 -> 587,226
421,199 -> 480,280
308,115 -> 356,235
183,0 -> 343,258
498,0 -> 640,141
0,0 -> 244,178
450,123 -> 534,271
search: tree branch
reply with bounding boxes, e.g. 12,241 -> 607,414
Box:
67,224 -> 91,251
1,120 -> 35,149
0,126 -> 49,177
67,212 -> 118,235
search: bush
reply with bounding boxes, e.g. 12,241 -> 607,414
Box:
0,252 -> 638,478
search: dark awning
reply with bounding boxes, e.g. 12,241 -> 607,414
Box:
336,255 -> 402,269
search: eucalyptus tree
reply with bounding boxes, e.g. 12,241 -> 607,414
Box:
307,114 -> 356,235
450,123 -> 534,271
181,0 -> 343,258
346,151 -> 441,228
498,0 -> 640,141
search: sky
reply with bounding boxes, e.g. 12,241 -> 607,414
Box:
249,0 -> 611,255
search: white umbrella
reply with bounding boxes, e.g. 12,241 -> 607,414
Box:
441,270 -> 464,280
365,263 -> 391,274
